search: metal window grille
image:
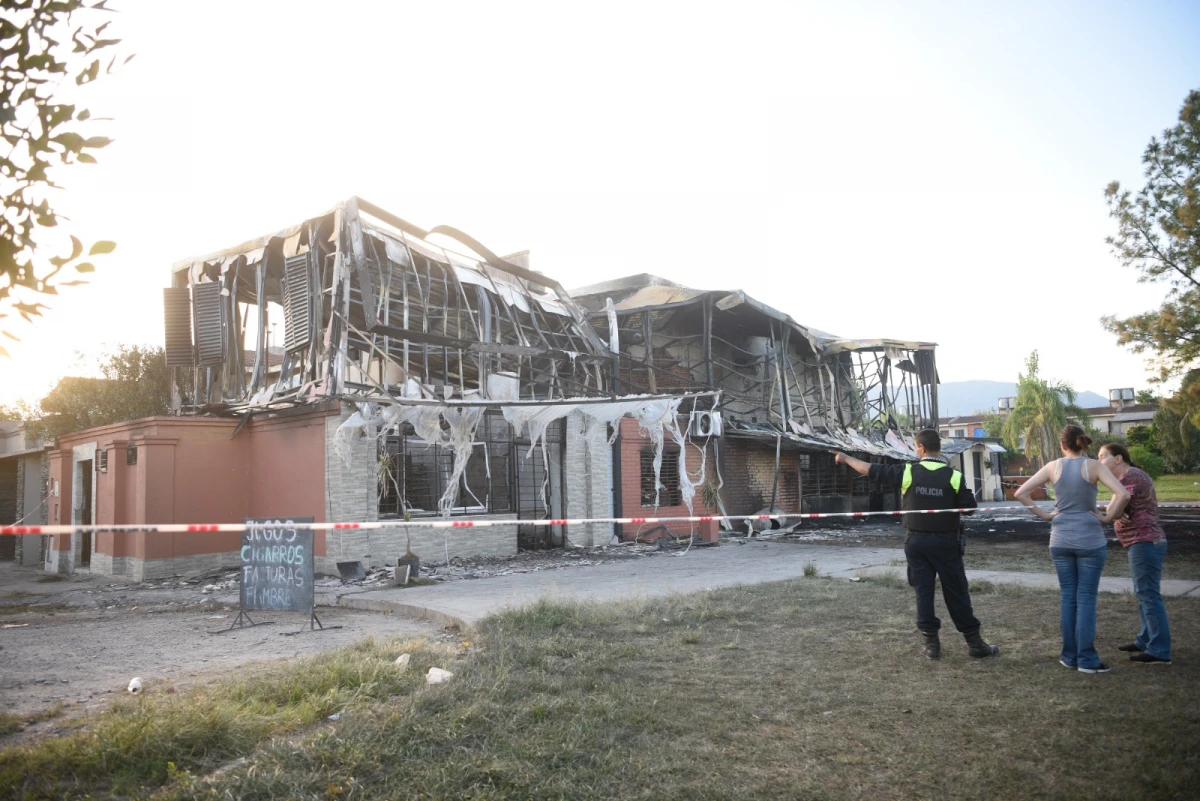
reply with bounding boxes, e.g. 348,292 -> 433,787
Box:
379,411 -> 522,518
640,448 -> 681,507
191,282 -> 226,367
96,449 -> 107,473
162,287 -> 193,368
282,252 -> 313,351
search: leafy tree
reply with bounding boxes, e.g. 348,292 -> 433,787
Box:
979,411 -> 1005,438
1135,389 -> 1158,404
0,0 -> 129,352
1101,89 -> 1200,385
24,345 -> 191,442
1152,405 -> 1200,473
1084,426 -> 1126,458
1126,424 -> 1158,453
1001,351 -> 1091,466
1129,446 -> 1166,480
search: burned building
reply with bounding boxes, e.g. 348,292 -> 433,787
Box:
570,274 -> 940,538
39,202 -> 943,578
41,200 -> 702,578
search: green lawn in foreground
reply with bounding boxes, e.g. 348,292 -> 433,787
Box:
3,580 -> 1197,800
1097,472 -> 1200,501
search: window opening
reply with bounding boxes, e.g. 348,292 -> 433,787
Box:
640,448 -> 681,507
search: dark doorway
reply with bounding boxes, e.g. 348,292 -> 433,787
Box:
0,457 -> 16,559
79,460 -> 92,567
971,451 -> 984,500
516,420 -> 565,551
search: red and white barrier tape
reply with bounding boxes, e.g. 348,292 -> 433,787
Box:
5,503 -> 1200,536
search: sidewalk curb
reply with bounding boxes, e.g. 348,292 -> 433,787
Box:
338,593 -> 470,631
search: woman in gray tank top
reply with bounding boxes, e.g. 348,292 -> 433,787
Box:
1016,426 -> 1129,673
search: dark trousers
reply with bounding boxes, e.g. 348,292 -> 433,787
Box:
904,534 -> 981,635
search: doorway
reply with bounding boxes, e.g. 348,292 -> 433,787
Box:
79,459 -> 92,567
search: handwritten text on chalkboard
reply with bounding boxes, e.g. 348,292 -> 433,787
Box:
240,518 -> 314,613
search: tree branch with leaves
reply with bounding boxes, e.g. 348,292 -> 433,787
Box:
1102,89 -> 1200,382
0,0 -> 131,355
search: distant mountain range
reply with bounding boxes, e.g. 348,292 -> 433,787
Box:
938,380 -> 1108,418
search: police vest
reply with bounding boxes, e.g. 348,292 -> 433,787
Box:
900,460 -> 964,534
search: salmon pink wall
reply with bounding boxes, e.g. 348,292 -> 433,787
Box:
50,407 -> 337,564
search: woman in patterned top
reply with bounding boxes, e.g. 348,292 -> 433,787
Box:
1098,443 -> 1172,665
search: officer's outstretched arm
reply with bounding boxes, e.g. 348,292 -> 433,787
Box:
831,451 -> 871,477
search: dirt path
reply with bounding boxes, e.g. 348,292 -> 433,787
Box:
0,561 -> 446,738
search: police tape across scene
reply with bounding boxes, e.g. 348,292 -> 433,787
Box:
3,503 -> 1200,536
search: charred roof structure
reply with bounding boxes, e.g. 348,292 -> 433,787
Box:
166,197 -> 614,414
571,274 -> 939,460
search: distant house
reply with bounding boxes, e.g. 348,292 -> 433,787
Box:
0,421 -> 48,566
940,388 -> 1159,440
1081,389 -> 1158,435
937,414 -> 991,439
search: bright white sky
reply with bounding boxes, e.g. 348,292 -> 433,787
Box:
2,0 -> 1198,411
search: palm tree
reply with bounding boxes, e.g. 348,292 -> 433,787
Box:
1001,351 -> 1091,467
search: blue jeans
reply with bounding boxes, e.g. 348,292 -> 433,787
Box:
1050,545 -> 1107,669
1128,539 -> 1172,660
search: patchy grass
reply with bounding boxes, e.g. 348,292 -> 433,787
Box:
863,568 -> 907,590
802,560 -> 820,577
0,713 -> 23,737
0,705 -> 64,737
965,540 -> 1200,581
6,582 -> 1198,800
0,637 -> 459,799
0,602 -> 75,618
65,582 -> 1194,800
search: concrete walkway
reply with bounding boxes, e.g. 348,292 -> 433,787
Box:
337,540 -> 1200,629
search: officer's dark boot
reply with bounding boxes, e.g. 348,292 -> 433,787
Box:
920,630 -> 941,660
965,630 -> 999,658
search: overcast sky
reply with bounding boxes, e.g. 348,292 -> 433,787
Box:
3,0 -> 1198,410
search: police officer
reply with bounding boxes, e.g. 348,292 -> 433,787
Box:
832,429 -> 999,660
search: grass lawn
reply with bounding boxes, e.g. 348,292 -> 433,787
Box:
962,538 -> 1200,581
3,581 -> 1198,800
1096,472 -> 1200,501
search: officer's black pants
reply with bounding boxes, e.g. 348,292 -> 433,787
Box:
904,534 -> 981,635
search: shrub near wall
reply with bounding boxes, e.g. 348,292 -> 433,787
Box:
1129,446 -> 1166,479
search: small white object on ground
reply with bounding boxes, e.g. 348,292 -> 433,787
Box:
426,667 -> 453,684
127,677 -> 143,693
395,653 -> 411,669
849,576 -> 862,582
328,713 -> 340,721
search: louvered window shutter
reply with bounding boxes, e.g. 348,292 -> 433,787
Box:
163,287 -> 194,368
283,253 -> 312,351
191,282 -> 226,367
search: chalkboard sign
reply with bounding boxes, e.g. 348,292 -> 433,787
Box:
240,518 -> 315,613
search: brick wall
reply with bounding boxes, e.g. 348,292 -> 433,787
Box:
321,407 -> 517,572
562,410 -> 614,546
616,417 -> 721,540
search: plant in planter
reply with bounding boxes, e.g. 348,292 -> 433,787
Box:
395,508 -> 420,583
698,480 -> 722,514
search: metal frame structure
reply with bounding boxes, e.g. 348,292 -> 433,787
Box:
166,198 -> 613,416
571,275 -> 939,455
